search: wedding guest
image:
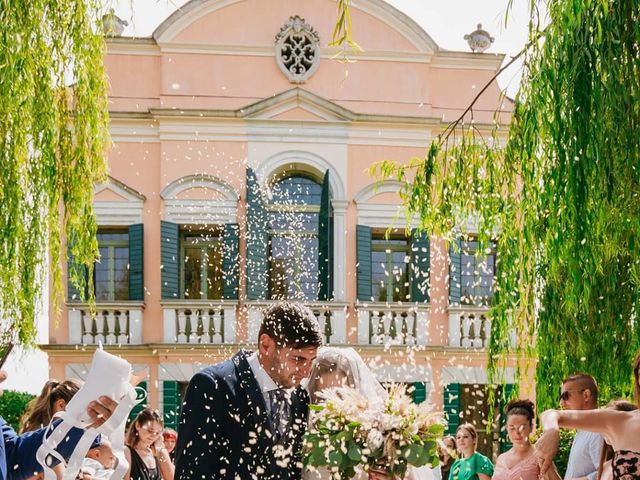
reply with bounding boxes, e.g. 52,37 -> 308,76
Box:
0,370 -> 118,480
20,379 -> 81,433
124,408 -> 173,480
448,423 -> 493,480
161,429 -> 177,462
438,436 -> 456,480
493,399 -> 560,480
596,400 -> 637,480
537,352 -> 640,479
558,373 -> 602,480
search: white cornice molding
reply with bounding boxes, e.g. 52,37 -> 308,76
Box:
356,203 -> 417,229
105,38 -> 160,56
164,199 -> 237,224
161,174 -> 239,224
109,117 -> 159,143
109,114 -> 437,147
161,174 -> 239,201
431,51 -> 505,71
94,176 -> 145,225
354,180 -> 404,204
154,42 -> 432,63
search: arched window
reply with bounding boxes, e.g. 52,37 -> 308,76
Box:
267,174 -> 322,300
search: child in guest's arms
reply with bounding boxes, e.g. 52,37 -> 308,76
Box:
80,436 -> 116,479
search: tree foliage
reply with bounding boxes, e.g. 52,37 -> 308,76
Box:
0,390 -> 36,432
0,1 -> 108,346
374,0 -> 640,409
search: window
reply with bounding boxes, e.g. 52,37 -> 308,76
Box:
371,233 -> 410,302
460,239 -> 496,306
95,231 -> 129,301
267,174 -> 321,301
180,228 -> 223,300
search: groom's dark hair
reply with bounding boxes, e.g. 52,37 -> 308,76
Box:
259,301 -> 323,348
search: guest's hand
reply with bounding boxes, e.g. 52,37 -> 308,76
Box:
87,396 -> 118,429
535,428 -> 560,473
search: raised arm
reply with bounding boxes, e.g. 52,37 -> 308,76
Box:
537,408 -> 621,473
541,408 -> 621,437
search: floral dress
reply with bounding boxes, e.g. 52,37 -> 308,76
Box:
613,450 -> 640,480
448,452 -> 494,480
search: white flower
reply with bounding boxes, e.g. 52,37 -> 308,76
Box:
366,429 -> 384,451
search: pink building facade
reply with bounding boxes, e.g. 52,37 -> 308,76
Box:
45,0 -> 524,457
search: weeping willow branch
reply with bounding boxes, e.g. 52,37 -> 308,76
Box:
372,0 -> 640,409
0,0 -> 109,346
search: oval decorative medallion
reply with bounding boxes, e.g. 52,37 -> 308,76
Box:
275,16 -> 320,84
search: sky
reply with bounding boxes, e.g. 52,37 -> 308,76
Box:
3,0 -> 533,395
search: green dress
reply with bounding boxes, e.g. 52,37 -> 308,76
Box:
448,452 -> 494,480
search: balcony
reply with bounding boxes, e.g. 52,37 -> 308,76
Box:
247,301 -> 348,344
68,302 -> 144,345
162,300 -> 238,344
356,303 -> 429,346
448,306 -> 491,348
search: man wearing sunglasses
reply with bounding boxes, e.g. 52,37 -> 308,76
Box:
559,373 -> 602,480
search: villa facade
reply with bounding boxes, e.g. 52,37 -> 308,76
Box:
44,0 -> 525,457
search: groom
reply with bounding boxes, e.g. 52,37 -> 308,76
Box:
174,301 -> 323,480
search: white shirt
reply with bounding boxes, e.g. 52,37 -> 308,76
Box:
247,351 -> 279,413
564,430 -> 603,480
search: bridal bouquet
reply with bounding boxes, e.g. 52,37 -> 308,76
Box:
303,384 -> 444,479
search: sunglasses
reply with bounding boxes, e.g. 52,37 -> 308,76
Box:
559,388 -> 587,401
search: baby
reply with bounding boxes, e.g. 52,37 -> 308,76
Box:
80,436 -> 115,479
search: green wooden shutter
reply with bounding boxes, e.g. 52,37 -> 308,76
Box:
412,382 -> 427,404
443,383 -> 461,435
223,223 -> 240,299
161,221 -> 180,299
499,384 -> 515,453
245,168 -> 269,300
129,380 -> 148,423
128,224 -> 144,301
318,170 -> 333,301
410,229 -> 430,303
449,238 -> 462,305
162,380 -> 181,430
356,225 -> 372,301
67,241 -> 88,302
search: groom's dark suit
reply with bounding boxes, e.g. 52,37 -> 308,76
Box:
174,350 -> 309,480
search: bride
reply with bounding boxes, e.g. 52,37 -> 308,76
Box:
303,347 -> 437,480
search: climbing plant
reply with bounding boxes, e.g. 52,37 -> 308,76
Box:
372,0 -> 640,410
0,1 -> 109,346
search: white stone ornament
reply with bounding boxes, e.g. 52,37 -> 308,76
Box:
275,16 -> 320,84
36,346 -> 139,480
102,9 -> 128,37
464,24 -> 495,53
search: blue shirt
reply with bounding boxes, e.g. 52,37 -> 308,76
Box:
1,417 -> 95,480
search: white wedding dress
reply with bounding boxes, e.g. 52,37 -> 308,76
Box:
303,347 -> 436,480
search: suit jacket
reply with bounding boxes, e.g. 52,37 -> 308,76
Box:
174,350 -> 309,480
1,418 -> 89,480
